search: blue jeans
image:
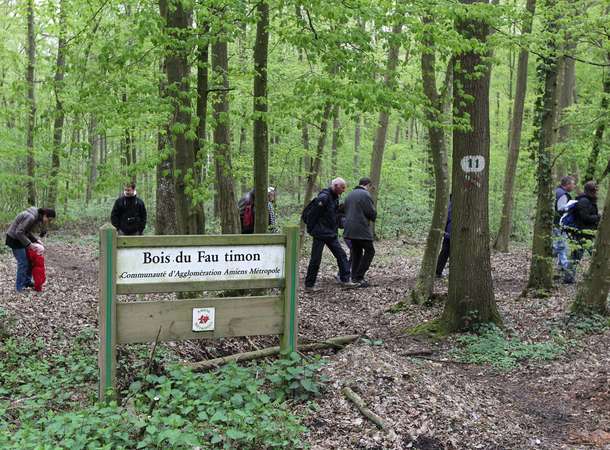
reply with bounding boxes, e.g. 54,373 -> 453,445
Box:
12,248 -> 32,291
552,228 -> 570,271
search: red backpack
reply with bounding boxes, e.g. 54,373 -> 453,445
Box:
238,194 -> 255,233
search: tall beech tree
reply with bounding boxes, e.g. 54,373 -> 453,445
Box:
253,0 -> 270,234
25,0 -> 36,205
527,0 -> 562,292
48,0 -> 67,210
441,0 -> 500,331
494,0 -> 536,252
369,22 -> 402,221
211,36 -> 240,234
571,170 -> 610,316
410,15 -> 450,305
161,0 -> 198,235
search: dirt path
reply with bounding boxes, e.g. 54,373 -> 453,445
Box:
1,238 -> 609,449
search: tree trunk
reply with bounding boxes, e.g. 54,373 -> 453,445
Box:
527,1 -> 561,292
441,0 -> 500,331
25,0 -> 36,205
331,105 -> 340,176
48,0 -> 66,210
193,24 -> 209,233
85,116 -> 98,204
369,22 -> 402,234
156,128 -> 177,235
493,0 -> 536,252
585,57 -> 610,182
253,1 -> 270,234
353,114 -> 361,178
212,39 -> 240,234
411,22 -> 450,304
161,0 -> 197,234
301,102 -> 333,234
571,172 -> 610,316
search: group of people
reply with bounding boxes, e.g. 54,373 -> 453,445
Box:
4,182 -> 147,293
301,177 -> 377,291
4,175 -> 601,293
553,176 -> 600,284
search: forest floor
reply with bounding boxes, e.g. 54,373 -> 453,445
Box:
1,234 -> 610,450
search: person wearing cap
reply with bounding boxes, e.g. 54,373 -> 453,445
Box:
267,186 -> 278,233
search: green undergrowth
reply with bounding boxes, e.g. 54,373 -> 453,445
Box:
0,333 -> 326,449
565,313 -> 610,336
451,324 -> 568,371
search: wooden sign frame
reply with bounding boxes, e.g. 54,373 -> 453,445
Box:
98,224 -> 299,400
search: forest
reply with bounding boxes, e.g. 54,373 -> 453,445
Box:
1,0 -> 610,448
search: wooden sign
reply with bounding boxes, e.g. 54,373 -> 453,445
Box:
98,225 -> 300,400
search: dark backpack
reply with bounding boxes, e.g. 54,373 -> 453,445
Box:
301,198 -> 317,227
238,195 -> 254,233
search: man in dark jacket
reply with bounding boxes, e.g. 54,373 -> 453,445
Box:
564,181 -> 600,283
111,182 -> 147,235
304,178 -> 357,292
343,178 -> 377,287
435,199 -> 452,278
5,207 -> 56,291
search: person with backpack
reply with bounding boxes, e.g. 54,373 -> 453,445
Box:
560,181 -> 600,283
302,178 -> 358,292
343,177 -> 377,288
110,182 -> 147,235
238,187 -> 277,234
5,207 -> 56,292
552,176 -> 576,278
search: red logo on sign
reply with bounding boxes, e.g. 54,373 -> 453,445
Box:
198,315 -> 210,324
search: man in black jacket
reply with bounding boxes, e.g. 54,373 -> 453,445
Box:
304,178 -> 358,292
344,178 -> 377,287
564,181 -> 600,283
110,182 -> 147,235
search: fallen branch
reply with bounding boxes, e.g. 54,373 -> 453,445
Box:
186,334 -> 359,371
402,350 -> 434,357
342,386 -> 396,437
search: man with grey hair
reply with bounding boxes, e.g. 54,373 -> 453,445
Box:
553,175 -> 576,280
303,178 -> 357,292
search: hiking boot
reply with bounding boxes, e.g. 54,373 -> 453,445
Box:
334,274 -> 342,284
304,285 -> 321,293
340,280 -> 359,289
357,280 -> 370,288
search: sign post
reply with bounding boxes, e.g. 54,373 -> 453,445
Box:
98,225 -> 300,401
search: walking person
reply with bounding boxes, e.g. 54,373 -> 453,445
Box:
110,182 -> 147,235
303,178 -> 358,292
435,198 -> 452,278
343,178 -> 377,288
5,207 -> 56,292
238,187 -> 278,234
562,181 -> 600,283
553,176 -> 576,278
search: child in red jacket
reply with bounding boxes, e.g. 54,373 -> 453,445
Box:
26,245 -> 46,291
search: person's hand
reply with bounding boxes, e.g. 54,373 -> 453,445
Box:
30,243 -> 44,255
